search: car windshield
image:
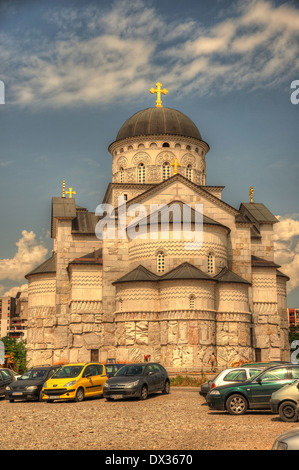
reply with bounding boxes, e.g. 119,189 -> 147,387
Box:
106,365 -> 119,374
115,364 -> 146,376
52,366 -> 84,379
19,369 -> 47,380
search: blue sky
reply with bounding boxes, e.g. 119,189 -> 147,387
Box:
0,0 -> 298,306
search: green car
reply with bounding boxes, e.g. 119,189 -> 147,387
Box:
206,364 -> 299,415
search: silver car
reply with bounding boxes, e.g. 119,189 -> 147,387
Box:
272,428 -> 299,450
270,380 -> 299,422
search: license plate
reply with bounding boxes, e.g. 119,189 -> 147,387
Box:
111,395 -> 123,399
13,392 -> 23,396
48,396 -> 57,399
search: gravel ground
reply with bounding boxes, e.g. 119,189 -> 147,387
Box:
0,388 -> 298,451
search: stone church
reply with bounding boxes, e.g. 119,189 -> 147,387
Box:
25,84 -> 290,372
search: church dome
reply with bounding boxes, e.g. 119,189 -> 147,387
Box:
115,107 -> 202,142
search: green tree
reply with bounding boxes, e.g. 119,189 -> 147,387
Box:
1,336 -> 29,374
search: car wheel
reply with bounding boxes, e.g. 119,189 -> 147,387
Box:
75,387 -> 85,402
226,394 -> 248,415
279,401 -> 298,422
37,390 -> 44,402
162,380 -> 170,394
9,399 -> 14,403
140,385 -> 148,400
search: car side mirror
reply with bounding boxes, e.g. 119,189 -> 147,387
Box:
256,377 -> 262,384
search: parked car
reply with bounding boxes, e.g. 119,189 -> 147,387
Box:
42,362 -> 108,402
240,361 -> 292,368
200,380 -> 212,397
206,364 -> 299,415
103,362 -> 170,401
0,369 -> 18,396
272,428 -> 299,450
105,363 -> 125,378
270,380 -> 299,422
5,365 -> 61,402
200,366 -> 264,397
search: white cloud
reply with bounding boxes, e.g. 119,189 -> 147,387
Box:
274,215 -> 299,293
1,0 -> 299,107
0,231 -> 48,282
2,283 -> 28,298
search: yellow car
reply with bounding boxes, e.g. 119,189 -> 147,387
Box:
42,362 -> 108,402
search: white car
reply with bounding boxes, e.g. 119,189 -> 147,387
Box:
200,366 -> 264,397
272,428 -> 299,450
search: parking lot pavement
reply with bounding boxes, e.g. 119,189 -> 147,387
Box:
0,388 -> 298,450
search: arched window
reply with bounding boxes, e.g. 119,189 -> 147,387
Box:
120,167 -> 124,183
162,142 -> 170,147
189,295 -> 195,309
157,251 -> 165,273
186,165 -> 192,181
163,162 -> 170,181
207,252 -> 215,274
138,163 -> 145,184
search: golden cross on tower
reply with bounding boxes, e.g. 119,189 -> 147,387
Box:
62,180 -> 66,198
170,158 -> 182,175
66,187 -> 76,198
249,186 -> 254,203
149,81 -> 168,108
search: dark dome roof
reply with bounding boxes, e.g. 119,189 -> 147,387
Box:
115,107 -> 202,141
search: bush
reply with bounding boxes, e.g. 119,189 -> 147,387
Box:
1,336 -> 29,374
170,375 -> 207,387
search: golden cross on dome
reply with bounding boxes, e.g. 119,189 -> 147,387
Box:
170,158 -> 182,175
249,186 -> 254,203
66,187 -> 76,198
149,81 -> 168,108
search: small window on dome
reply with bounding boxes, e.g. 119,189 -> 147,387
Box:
162,142 -> 170,147
175,143 -> 181,148
120,167 -> 124,183
138,163 -> 146,184
138,143 -> 145,149
150,143 -> 157,148
128,145 -> 133,150
186,165 -> 192,181
162,162 -> 170,180
186,145 -> 191,151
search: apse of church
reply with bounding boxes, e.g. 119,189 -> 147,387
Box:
25,83 -> 290,371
